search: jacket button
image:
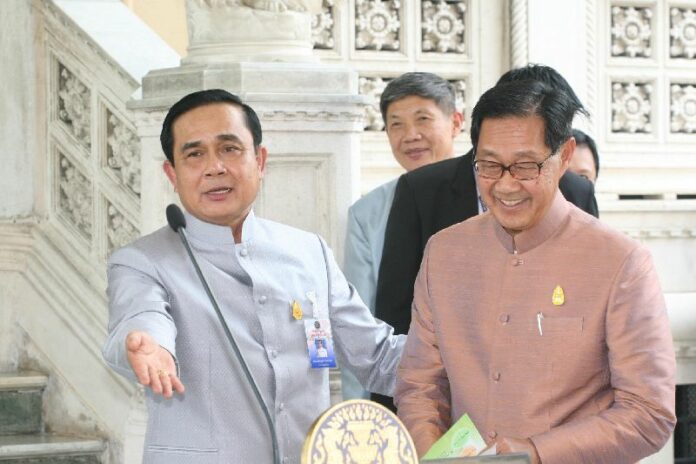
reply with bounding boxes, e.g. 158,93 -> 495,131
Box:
492,372 -> 501,381
499,314 -> 509,324
240,248 -> 249,257
488,430 -> 497,439
259,295 -> 267,305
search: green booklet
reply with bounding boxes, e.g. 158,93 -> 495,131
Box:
422,413 -> 490,460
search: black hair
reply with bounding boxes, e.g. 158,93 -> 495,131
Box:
160,89 -> 262,164
379,72 -> 457,125
497,64 -> 590,118
470,80 -> 583,155
572,128 -> 600,178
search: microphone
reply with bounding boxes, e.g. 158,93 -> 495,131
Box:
165,204 -> 280,464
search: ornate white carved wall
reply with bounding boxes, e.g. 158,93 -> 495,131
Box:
591,0 -> 696,342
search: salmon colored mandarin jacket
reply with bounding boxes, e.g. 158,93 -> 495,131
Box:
395,192 -> 676,463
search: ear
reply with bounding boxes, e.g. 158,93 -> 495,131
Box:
255,145 -> 268,178
163,160 -> 177,189
451,111 -> 464,137
558,136 -> 576,175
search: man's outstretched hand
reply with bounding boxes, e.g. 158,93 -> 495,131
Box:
126,331 -> 185,398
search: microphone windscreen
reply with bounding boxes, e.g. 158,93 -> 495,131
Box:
166,204 -> 187,231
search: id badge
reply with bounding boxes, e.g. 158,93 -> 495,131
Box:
304,318 -> 337,368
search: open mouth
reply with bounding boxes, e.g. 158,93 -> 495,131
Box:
204,187 -> 232,200
497,198 -> 525,208
206,187 -> 232,194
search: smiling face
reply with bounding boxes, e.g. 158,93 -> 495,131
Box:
385,95 -> 463,172
163,103 -> 267,238
475,115 -> 573,235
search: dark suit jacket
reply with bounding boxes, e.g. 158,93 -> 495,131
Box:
375,151 -> 598,336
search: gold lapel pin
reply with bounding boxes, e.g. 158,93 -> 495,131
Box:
292,300 -> 303,320
552,285 -> 565,306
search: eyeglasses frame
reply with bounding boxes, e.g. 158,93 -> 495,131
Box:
472,151 -> 559,181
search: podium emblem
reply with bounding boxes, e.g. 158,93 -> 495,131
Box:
301,399 -> 418,463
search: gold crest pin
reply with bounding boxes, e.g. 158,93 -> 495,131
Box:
551,285 -> 565,306
292,300 -> 303,320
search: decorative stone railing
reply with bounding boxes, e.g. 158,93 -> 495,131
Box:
43,2 -> 143,277
7,1 -> 178,462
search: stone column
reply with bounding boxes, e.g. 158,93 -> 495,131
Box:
129,0 -> 363,405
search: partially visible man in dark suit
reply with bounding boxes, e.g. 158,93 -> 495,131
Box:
372,65 -> 598,409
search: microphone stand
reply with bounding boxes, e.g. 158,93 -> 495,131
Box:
166,204 -> 281,464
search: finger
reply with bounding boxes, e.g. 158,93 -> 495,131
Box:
170,374 -> 186,394
148,366 -> 163,394
160,371 -> 173,398
495,438 -> 510,454
132,360 -> 151,386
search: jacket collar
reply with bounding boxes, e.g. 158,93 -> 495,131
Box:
184,209 -> 257,247
493,190 -> 570,254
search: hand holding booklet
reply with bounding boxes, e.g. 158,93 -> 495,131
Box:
422,413 -> 496,460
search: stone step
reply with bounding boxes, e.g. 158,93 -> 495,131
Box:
0,373 -> 47,436
0,434 -> 104,463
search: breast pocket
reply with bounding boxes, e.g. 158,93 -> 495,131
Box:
542,316 -> 584,336
543,316 -> 585,366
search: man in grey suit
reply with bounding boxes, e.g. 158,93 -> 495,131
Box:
102,89 -> 405,463
342,72 -> 463,400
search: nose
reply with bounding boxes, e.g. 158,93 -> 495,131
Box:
204,153 -> 226,176
403,123 -> 422,142
494,169 -> 520,192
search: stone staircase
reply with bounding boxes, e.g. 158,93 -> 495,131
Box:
0,372 -> 105,463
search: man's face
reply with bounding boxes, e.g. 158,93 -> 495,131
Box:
163,103 -> 267,231
569,143 -> 597,184
475,115 -> 572,235
385,95 -> 463,172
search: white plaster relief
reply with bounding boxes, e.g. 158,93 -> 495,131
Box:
261,109 -> 363,122
670,7 -> 696,59
355,0 -> 401,51
509,0 -> 528,68
585,0 -> 597,119
611,5 -> 652,58
106,203 -> 138,255
359,76 -> 390,131
58,154 -> 93,241
452,78 -> 467,124
185,0 -> 321,63
422,0 -> 466,54
58,63 -> 91,150
670,84 -> 696,133
312,0 -> 335,50
106,111 -> 141,197
611,81 -> 652,133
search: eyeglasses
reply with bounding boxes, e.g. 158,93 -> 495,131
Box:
473,152 -> 558,180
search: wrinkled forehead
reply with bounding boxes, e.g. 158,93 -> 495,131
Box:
477,115 -> 548,152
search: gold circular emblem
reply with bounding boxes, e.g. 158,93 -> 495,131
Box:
301,399 -> 418,464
